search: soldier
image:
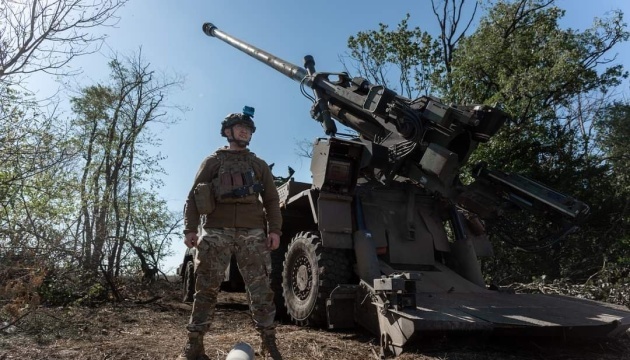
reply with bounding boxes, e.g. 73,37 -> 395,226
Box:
178,106 -> 283,360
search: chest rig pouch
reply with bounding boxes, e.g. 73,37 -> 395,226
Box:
212,152 -> 264,204
193,182 -> 215,215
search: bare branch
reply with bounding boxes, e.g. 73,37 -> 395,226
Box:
294,138 -> 313,158
0,0 -> 127,85
431,0 -> 478,72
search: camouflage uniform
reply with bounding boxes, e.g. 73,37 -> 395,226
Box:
188,227 -> 275,333
179,109 -> 282,360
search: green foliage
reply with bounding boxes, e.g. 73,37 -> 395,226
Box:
38,271 -> 108,306
449,1 -> 627,108
68,53 -> 183,278
585,262 -> 630,307
596,102 -> 630,192
0,86 -> 80,263
443,0 -> 630,283
346,14 -> 443,97
37,269 -> 116,307
449,0 -> 627,183
0,2 -> 186,318
1,52 -> 183,314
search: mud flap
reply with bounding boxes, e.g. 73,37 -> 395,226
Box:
326,285 -> 357,329
377,307 -> 419,357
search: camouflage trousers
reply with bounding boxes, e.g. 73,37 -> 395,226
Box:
187,227 -> 276,334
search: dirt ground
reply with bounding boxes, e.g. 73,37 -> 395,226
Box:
1,278 -> 629,360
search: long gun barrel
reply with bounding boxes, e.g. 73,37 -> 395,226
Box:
202,22 -> 422,138
201,22 -> 509,149
202,22 -> 339,134
203,23 -> 309,84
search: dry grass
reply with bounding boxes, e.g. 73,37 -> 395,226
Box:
0,278 -> 628,359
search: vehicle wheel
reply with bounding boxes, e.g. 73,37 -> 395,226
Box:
282,231 -> 354,327
270,241 -> 288,321
182,260 -> 195,303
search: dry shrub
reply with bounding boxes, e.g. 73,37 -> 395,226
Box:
510,262 -> 630,308
0,250 -> 46,329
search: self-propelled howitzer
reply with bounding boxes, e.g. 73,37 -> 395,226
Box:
201,22 -> 629,357
203,22 -> 510,200
202,22 -> 587,220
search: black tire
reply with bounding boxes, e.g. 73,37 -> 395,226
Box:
282,231 -> 354,327
182,260 -> 195,303
270,242 -> 288,321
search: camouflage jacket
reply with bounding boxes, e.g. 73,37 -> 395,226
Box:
184,147 -> 282,236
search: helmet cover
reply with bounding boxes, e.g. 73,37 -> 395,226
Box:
220,110 -> 256,137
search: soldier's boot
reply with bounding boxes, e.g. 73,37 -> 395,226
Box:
176,331 -> 209,360
256,328 -> 283,360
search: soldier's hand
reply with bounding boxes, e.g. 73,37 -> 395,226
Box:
266,232 -> 280,250
184,232 -> 199,248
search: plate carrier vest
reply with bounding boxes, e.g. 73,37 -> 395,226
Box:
212,152 -> 263,204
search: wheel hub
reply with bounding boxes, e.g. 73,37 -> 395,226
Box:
291,254 -> 312,300
296,265 -> 308,290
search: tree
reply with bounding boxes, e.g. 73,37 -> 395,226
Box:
430,0 -> 479,91
343,0 -> 478,98
70,51 -> 183,278
596,102 -> 630,193
0,86 -> 78,249
453,0 -> 627,188
0,86 -> 80,317
593,101 -> 630,263
1,51 -> 184,312
0,0 -> 127,86
448,0 -> 628,281
345,14 -> 443,98
0,1 -> 184,312
0,0 -> 129,293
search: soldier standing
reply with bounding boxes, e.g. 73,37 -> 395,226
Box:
178,106 -> 283,360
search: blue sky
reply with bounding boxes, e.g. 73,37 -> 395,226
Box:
30,0 -> 630,272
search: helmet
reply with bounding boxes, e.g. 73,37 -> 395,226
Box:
220,113 -> 256,136
220,109 -> 256,138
